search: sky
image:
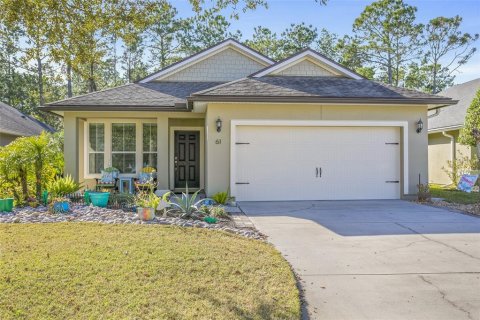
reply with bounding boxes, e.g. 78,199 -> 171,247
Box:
174,0 -> 480,84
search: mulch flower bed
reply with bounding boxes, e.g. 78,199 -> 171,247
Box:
0,205 -> 265,240
425,200 -> 480,217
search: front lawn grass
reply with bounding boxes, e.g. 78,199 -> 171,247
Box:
430,184 -> 480,204
0,224 -> 300,319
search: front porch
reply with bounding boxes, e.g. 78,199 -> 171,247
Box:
63,111 -> 206,193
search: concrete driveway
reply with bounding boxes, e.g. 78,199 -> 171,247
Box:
239,200 -> 480,320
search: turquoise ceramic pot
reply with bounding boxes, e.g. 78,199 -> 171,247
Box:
89,192 -> 110,208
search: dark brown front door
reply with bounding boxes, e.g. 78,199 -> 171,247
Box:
174,131 -> 200,189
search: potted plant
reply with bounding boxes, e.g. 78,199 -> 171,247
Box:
103,166 -> 120,179
88,192 -> 110,208
135,191 -> 160,221
46,175 -> 81,213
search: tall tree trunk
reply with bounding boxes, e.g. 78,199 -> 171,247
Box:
432,61 -> 438,94
19,167 -> 28,202
37,56 -> 44,105
35,158 -> 43,201
7,55 -> 13,106
67,62 -> 73,98
387,54 -> 393,84
88,62 -> 97,92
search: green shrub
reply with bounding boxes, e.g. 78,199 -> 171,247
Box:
0,132 -> 64,203
210,206 -> 229,219
47,175 -> 81,197
417,183 -> 431,202
441,152 -> 478,186
168,185 -> 207,219
212,191 -> 229,205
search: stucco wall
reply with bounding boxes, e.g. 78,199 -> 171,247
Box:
428,130 -> 473,185
63,111 -> 205,190
159,48 -> 266,82
275,60 -> 337,77
0,132 -> 18,146
205,103 -> 428,197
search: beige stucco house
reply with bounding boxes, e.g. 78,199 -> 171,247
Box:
0,101 -> 54,146
42,39 -> 454,201
428,78 -> 480,185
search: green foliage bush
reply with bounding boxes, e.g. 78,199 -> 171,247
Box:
441,151 -> 478,186
212,191 -> 229,204
210,206 -> 229,219
0,132 -> 64,204
459,89 -> 480,147
47,175 -> 81,197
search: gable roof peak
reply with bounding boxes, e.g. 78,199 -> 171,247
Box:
250,48 -> 364,80
138,38 -> 275,83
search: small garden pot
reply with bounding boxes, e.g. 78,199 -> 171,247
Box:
89,192 -> 110,208
0,199 -> 6,212
53,201 -> 70,213
137,207 -> 155,221
3,198 -> 14,212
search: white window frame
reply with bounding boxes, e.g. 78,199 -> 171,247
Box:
87,122 -> 106,175
84,119 -> 156,179
142,123 -> 158,168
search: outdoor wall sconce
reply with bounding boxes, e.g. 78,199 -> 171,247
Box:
216,117 -> 222,132
416,118 -> 423,133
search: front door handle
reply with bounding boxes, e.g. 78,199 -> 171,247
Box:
319,167 -> 322,178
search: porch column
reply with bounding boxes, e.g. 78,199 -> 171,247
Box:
157,117 -> 169,189
64,114 -> 79,181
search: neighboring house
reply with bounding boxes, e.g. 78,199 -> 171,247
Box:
41,39 -> 454,201
0,101 -> 54,146
428,78 -> 480,185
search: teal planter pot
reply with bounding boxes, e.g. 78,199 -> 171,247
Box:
0,198 -> 14,212
89,192 -> 110,208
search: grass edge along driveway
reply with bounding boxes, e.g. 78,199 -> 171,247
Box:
0,223 -> 300,319
430,184 -> 480,204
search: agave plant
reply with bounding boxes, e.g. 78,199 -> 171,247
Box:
168,185 -> 208,219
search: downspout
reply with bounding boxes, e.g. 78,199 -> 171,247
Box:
442,131 -> 456,163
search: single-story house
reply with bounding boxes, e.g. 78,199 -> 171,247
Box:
0,101 -> 54,146
428,78 -> 480,185
41,39 -> 455,201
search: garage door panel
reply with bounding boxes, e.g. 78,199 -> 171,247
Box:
234,126 -> 400,201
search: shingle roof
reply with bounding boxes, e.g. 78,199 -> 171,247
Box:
0,102 -> 54,137
428,78 -> 480,131
43,82 -> 224,110
190,76 -> 454,105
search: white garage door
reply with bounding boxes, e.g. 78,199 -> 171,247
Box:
234,126 -> 401,201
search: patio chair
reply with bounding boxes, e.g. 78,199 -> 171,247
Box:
134,167 -> 157,191
95,167 -> 119,192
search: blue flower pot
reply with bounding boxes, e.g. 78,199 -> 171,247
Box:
89,192 -> 110,208
53,201 -> 70,213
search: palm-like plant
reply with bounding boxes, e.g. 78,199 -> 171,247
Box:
168,184 -> 208,219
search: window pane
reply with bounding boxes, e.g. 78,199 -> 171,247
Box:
143,153 -> 157,169
112,153 -> 136,173
143,124 -> 157,152
89,153 -> 104,174
112,123 -> 136,152
89,123 -> 104,152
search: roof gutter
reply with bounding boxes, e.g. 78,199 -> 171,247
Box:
188,95 -> 456,106
39,105 -> 190,112
442,131 -> 456,166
